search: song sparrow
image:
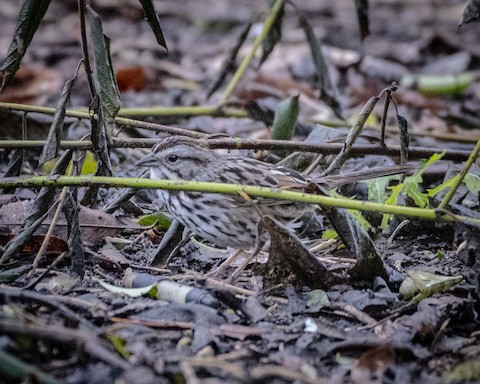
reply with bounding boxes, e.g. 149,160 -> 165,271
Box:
136,136 -> 312,249
136,136 -> 409,249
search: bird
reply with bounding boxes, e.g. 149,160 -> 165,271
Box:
135,136 -> 313,250
136,135 -> 411,253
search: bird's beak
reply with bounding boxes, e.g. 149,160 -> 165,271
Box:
135,152 -> 157,167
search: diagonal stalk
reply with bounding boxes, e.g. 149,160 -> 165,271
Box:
220,0 -> 285,102
438,136 -> 480,209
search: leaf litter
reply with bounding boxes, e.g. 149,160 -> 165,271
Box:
0,0 -> 479,383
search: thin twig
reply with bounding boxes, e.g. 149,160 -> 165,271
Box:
0,138 -> 474,162
27,187 -> 68,280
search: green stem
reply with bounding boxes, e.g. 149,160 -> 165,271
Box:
220,0 -> 285,102
438,136 -> 480,209
0,102 -> 89,119
117,105 -> 247,118
1,176 -> 478,225
0,101 -> 204,138
0,102 -> 246,119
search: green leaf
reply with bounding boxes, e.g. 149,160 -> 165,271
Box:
78,151 -> 97,175
464,173 -> 480,193
0,0 -> 52,89
405,182 -> 428,208
380,153 -> 444,228
380,184 -> 404,229
384,184 -> 404,207
401,153 -> 444,202
365,176 -> 395,203
46,150 -> 97,176
321,229 -> 338,240
403,152 -> 446,207
87,7 -> 121,122
427,174 -> 460,197
137,212 -> 173,229
87,6 -> 120,177
400,72 -> 475,95
138,0 -> 167,50
410,152 -> 445,184
271,95 -> 300,141
428,172 -> 479,199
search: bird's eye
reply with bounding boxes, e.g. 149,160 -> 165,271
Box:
167,154 -> 178,163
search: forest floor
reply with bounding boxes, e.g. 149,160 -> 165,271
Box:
0,1 -> 479,383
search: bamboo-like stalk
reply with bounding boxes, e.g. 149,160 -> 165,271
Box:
0,175 -> 478,225
0,102 -> 246,119
438,136 -> 480,209
117,105 -> 247,118
220,0 -> 285,102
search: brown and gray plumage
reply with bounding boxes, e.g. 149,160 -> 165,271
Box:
136,136 -> 410,249
136,136 -> 313,248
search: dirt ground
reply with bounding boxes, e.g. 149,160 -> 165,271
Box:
0,1 -> 479,383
